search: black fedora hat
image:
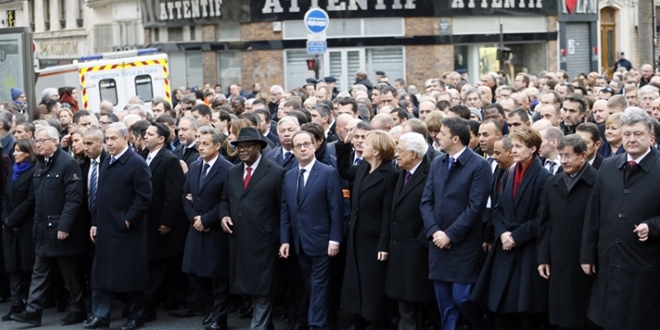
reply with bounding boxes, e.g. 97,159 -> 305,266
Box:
231,127 -> 267,149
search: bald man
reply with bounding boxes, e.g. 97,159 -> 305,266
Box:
371,113 -> 394,132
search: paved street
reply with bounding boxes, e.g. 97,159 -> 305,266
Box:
0,301 -> 352,330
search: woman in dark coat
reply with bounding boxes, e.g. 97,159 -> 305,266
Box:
337,130 -> 398,330
1,139 -> 37,320
472,126 -> 552,330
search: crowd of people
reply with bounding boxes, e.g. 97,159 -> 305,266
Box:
0,63 -> 657,330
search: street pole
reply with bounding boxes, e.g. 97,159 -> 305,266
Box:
639,0 -> 654,66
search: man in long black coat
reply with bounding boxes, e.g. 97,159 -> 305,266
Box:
11,126 -> 87,327
85,122 -> 152,330
581,107 -> 660,330
174,116 -> 200,167
182,126 -> 233,330
142,122 -> 186,321
387,132 -> 440,329
537,135 -> 596,329
220,127 -> 284,330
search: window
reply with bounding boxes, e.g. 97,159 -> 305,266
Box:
283,18 -> 404,40
153,28 -> 159,42
168,27 -> 184,42
218,51 -> 241,89
99,79 -> 118,106
218,24 -> 240,41
93,24 -> 113,53
135,75 -> 153,102
186,52 -> 203,88
189,26 -> 196,41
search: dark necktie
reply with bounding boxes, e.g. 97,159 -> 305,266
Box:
626,160 -> 638,181
448,156 -> 455,171
283,151 -> 292,166
297,169 -> 306,203
354,157 -> 363,165
199,163 -> 210,187
244,166 -> 252,189
89,160 -> 98,211
404,171 -> 412,186
545,160 -> 556,173
109,156 -> 116,165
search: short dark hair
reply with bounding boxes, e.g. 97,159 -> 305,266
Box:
46,100 -> 59,113
18,121 -> 35,136
129,120 -> 150,138
557,134 -> 588,155
441,117 -> 470,146
72,110 -> 92,124
300,122 -> 324,142
437,100 -> 451,112
508,109 -> 530,122
485,103 -> 505,116
102,113 -> 119,123
448,105 -> 471,120
155,114 -> 175,127
575,122 -> 600,144
564,94 -> 587,113
288,109 -> 310,125
149,121 -> 171,142
337,96 -> 358,114
480,118 -> 502,133
355,121 -> 373,131
239,112 -> 260,128
392,107 -> 410,120
253,109 -> 271,124
468,119 -> 480,137
191,104 -> 213,117
401,118 -> 429,140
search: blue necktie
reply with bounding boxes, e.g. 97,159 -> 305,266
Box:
89,160 -> 98,211
199,163 -> 210,187
353,157 -> 363,165
297,169 -> 306,203
448,156 -> 455,171
404,171 -> 412,186
109,156 -> 116,165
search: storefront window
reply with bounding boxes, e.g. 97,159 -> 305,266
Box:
218,51 -> 242,90
455,43 -> 546,85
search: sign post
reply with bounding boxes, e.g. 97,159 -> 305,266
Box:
304,8 -> 329,80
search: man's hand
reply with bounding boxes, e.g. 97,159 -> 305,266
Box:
581,264 -> 597,275
185,193 -> 193,202
344,128 -> 354,144
501,231 -> 516,251
538,263 -> 550,279
90,226 -> 97,243
432,230 -> 452,249
328,243 -> 339,257
159,225 -> 171,235
193,216 -> 205,232
221,216 -> 233,234
377,251 -> 388,261
180,160 -> 189,175
634,223 -> 649,241
482,242 -> 492,252
279,244 -> 290,259
57,231 -> 69,240
125,220 -> 130,229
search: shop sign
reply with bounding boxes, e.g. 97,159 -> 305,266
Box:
558,0 -> 598,22
141,0 -> 249,27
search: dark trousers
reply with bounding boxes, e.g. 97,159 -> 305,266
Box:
26,255 -> 85,313
8,271 -> 30,307
298,250 -> 331,329
251,295 -> 273,330
188,274 -> 228,324
145,258 -> 169,313
284,253 -> 308,325
434,280 -> 488,330
92,289 -> 144,321
494,312 -> 548,330
398,299 -> 442,330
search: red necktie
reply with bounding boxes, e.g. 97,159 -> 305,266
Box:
243,167 -> 252,189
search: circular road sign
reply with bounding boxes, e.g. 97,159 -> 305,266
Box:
304,8 -> 329,34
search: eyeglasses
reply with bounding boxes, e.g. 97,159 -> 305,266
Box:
236,143 -> 257,150
35,138 -> 53,144
293,141 -> 313,150
559,153 -> 577,160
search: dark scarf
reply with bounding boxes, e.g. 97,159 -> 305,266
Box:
12,161 -> 32,183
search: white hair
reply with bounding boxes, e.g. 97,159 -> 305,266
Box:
36,125 -> 60,141
399,132 -> 429,156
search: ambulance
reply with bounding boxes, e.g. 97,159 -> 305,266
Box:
35,48 -> 172,113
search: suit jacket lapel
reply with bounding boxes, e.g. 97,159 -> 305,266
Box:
395,158 -> 428,205
243,160 -> 269,195
199,158 -> 222,193
299,162 -> 320,205
360,165 -> 385,194
148,150 -> 164,172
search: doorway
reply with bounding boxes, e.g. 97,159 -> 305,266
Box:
600,7 -> 617,77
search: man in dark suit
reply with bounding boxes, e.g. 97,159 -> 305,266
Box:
255,108 -> 280,147
420,117 -> 492,330
279,131 -> 343,330
387,132 -> 441,329
538,135 -> 596,329
266,116 -> 300,171
11,126 -> 87,327
576,123 -> 604,170
174,116 -> 200,167
181,126 -> 234,330
581,108 -> 660,329
0,110 -> 15,163
84,123 -> 152,330
220,127 -> 285,330
142,122 -> 186,322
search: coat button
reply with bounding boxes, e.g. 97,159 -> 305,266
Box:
238,212 -> 242,217
618,213 -> 624,218
623,189 -> 630,194
392,239 -> 397,244
615,239 -> 620,244
392,221 -> 396,225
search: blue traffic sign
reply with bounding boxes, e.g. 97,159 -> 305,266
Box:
307,41 -> 327,54
304,8 -> 329,34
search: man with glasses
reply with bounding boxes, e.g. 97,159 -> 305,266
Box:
279,130 -> 342,330
637,85 -> 658,115
98,113 -> 118,133
12,126 -> 87,327
220,127 -> 284,330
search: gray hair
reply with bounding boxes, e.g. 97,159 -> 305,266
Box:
352,84 -> 367,93
83,127 -> 104,141
40,87 -> 59,104
107,122 -> 129,136
620,106 -> 654,133
357,103 -> 370,121
277,116 -> 300,130
198,125 -> 224,145
389,125 -> 403,135
399,132 -> 429,156
270,85 -> 283,94
180,116 -> 199,130
0,110 -> 11,131
181,93 -> 197,104
128,95 -> 145,105
496,136 -> 513,151
462,87 -> 482,101
127,104 -> 148,117
638,85 -> 659,99
36,125 -> 60,142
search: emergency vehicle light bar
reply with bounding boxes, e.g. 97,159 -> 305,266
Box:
80,48 -> 159,62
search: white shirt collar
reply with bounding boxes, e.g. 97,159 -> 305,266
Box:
147,146 -> 163,162
282,147 -> 293,158
450,146 -> 467,160
245,155 -> 262,172
408,158 -> 423,175
627,148 -> 652,164
112,146 -> 130,161
299,157 -> 316,173
203,154 -> 219,169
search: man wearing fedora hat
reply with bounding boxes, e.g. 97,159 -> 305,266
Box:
221,127 -> 285,330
